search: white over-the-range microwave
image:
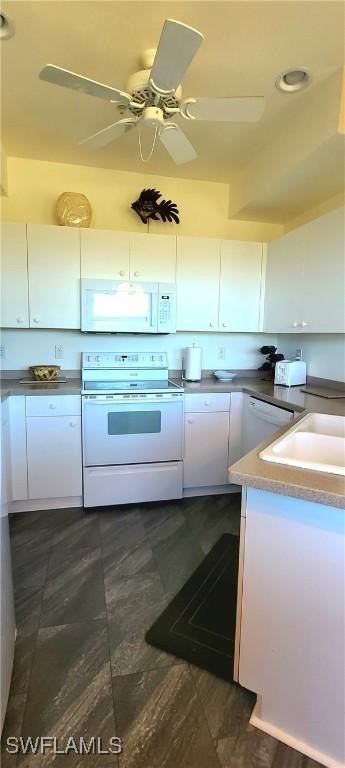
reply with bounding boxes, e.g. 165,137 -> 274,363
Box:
81,279 -> 176,334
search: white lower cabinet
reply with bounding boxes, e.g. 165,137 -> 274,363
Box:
27,415 -> 82,500
183,393 -> 231,489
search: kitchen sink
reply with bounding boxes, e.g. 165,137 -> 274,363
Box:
259,413 -> 345,475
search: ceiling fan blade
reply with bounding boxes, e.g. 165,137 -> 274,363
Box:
182,97 -> 265,122
39,65 -> 131,105
159,123 -> 197,165
150,19 -> 204,94
79,118 -> 138,150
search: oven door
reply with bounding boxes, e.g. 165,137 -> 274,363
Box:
82,396 -> 183,466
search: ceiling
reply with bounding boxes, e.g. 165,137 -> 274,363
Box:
1,0 -> 345,220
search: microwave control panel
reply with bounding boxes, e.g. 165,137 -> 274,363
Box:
158,283 -> 176,333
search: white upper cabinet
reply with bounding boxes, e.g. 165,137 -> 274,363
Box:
219,241 -> 263,332
264,206 -> 345,333
1,222 -> 29,328
176,236 -> 221,331
129,232 -> 176,282
81,228 -> 130,280
27,224 -> 81,329
264,227 -> 305,333
302,207 -> 345,332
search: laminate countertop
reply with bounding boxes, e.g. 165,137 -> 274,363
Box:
0,378 -> 82,400
2,374 -> 344,508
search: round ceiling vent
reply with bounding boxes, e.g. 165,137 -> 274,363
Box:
0,11 -> 15,40
275,68 -> 311,93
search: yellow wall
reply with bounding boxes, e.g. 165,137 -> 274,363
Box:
1,156 -> 283,241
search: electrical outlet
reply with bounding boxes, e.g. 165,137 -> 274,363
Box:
217,346 -> 226,361
55,344 -> 64,360
0,344 -> 6,359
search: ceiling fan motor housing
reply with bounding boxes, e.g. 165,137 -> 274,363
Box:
125,66 -> 182,118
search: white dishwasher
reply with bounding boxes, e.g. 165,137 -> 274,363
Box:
242,396 -> 294,454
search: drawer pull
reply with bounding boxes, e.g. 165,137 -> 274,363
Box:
134,271 -> 140,277
119,270 -> 126,277
187,418 -> 194,424
209,322 -> 214,328
16,316 -> 24,324
222,323 -> 227,328
32,317 -> 40,324
204,400 -> 210,406
69,421 -> 77,427
49,403 -> 57,410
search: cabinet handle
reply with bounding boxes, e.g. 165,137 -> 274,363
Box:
301,321 -> 308,327
16,316 -> 24,324
209,322 -> 214,328
292,321 -> 299,328
187,418 -> 194,424
134,271 -> 140,277
204,400 -> 210,406
49,403 -> 57,410
119,271 -> 125,277
32,317 -> 40,324
69,421 -> 77,427
222,323 -> 227,328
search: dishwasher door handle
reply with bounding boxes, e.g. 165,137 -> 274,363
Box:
250,404 -> 293,427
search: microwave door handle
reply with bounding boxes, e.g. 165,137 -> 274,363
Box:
152,291 -> 158,331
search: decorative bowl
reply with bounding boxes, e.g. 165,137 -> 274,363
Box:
30,365 -> 61,381
213,370 -> 237,382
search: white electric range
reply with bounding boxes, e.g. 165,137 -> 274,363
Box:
81,352 -> 184,508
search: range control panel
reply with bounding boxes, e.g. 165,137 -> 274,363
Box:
82,352 -> 168,369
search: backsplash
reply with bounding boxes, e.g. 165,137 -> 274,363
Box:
1,330 -> 278,373
278,334 -> 345,383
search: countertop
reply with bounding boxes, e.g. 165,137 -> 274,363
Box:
2,375 -> 345,416
2,374 -> 344,508
0,378 -> 82,400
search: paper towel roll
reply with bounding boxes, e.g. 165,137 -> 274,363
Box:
185,345 -> 202,381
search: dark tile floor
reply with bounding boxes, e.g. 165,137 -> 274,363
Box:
2,494 -> 322,768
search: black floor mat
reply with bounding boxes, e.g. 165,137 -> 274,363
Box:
145,534 -> 239,681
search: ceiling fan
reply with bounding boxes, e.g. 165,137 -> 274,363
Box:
39,18 -> 265,165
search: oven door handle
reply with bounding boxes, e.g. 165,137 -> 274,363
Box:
82,398 -> 181,405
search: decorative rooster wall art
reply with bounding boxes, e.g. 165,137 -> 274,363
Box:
131,188 -> 180,224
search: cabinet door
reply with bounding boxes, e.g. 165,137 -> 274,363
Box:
81,228 -> 129,280
27,224 -> 80,329
176,237 -> 220,331
1,222 -> 29,328
129,233 -> 176,282
184,411 -> 229,488
264,227 -> 305,333
27,416 -> 82,499
8,397 -> 28,501
219,241 -> 263,331
302,207 -> 345,332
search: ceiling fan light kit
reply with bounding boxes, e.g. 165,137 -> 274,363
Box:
39,18 -> 266,165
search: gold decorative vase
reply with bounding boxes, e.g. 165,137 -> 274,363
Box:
56,192 -> 92,227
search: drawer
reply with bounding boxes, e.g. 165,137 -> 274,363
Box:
184,392 -> 230,413
26,395 -> 81,417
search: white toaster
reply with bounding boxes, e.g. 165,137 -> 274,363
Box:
274,360 -> 306,387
